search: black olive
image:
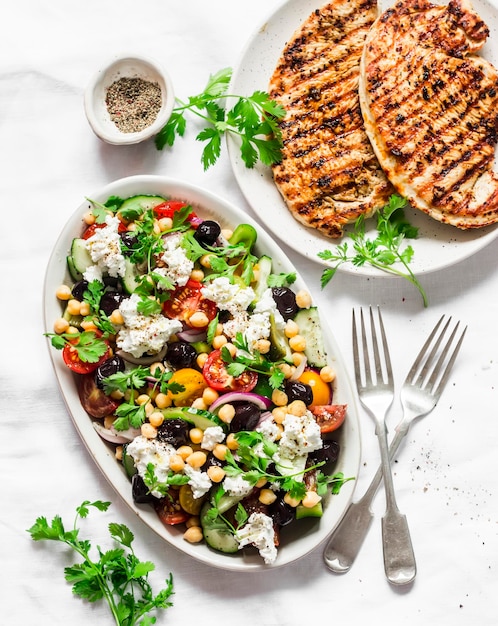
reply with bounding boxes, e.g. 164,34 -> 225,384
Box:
100,290 -> 127,315
308,440 -> 340,465
284,380 -> 313,406
193,220 -> 221,247
205,452 -> 224,469
269,497 -> 295,527
271,287 -> 298,320
71,279 -> 89,301
120,232 -> 138,254
132,474 -> 154,504
229,402 -> 262,433
157,419 -> 189,447
94,355 -> 125,389
166,342 -> 198,369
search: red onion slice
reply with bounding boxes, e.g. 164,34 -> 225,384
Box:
116,345 -> 168,366
177,328 -> 207,342
209,391 -> 272,412
93,421 -> 141,444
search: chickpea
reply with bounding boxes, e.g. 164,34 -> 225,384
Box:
212,334 -> 228,349
272,388 -> 288,407
141,423 -> 157,439
289,334 -> 306,352
169,454 -> 185,473
148,411 -> 164,428
186,450 -> 207,469
189,428 -> 204,445
83,211 -> 96,225
176,445 -> 194,460
66,299 -> 81,316
302,490 -> 322,508
320,365 -> 336,383
207,465 -> 226,482
158,217 -> 173,231
56,285 -> 72,301
191,397 -> 208,411
53,317 -> 70,334
259,489 -> 277,505
109,309 -> 124,325
295,289 -> 312,309
202,387 -> 219,406
189,311 -> 210,328
226,433 -> 239,450
284,319 -> 299,338
217,403 -> 235,424
183,526 -> 203,544
79,301 -> 91,316
155,392 -> 172,409
190,268 -> 205,282
212,443 -> 228,461
287,400 -> 307,417
196,353 -> 209,369
272,406 -> 287,424
283,493 -> 301,508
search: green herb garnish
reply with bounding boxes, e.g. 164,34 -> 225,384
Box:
27,500 -> 174,626
155,67 -> 285,170
318,195 -> 428,307
46,330 -> 109,363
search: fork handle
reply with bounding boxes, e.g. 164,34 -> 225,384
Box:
323,423 -> 410,573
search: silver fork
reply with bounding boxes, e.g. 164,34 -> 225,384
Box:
349,306 -> 416,585
324,313 -> 466,581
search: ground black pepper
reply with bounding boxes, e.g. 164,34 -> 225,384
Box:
105,76 -> 162,133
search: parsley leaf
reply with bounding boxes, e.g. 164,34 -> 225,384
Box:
27,500 -> 174,625
318,195 -> 428,306
155,67 -> 286,170
46,331 -> 109,363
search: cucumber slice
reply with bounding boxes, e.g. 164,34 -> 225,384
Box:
252,255 -> 272,301
295,501 -> 323,519
200,502 -> 239,554
118,195 -> 166,216
269,313 -> 293,363
69,238 -> 93,276
161,407 -> 227,431
293,306 -> 328,368
121,258 -> 141,294
122,444 -> 137,478
67,254 -> 83,282
62,306 -> 83,329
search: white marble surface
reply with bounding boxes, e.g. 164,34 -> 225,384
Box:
1,1 -> 497,624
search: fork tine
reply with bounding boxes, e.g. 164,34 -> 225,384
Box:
405,315 -> 447,384
352,308 -> 362,388
375,306 -> 393,384
361,308 -> 372,385
428,324 -> 467,398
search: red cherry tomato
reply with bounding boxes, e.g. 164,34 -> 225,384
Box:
154,491 -> 190,525
82,220 -> 126,239
309,404 -> 347,433
163,279 -> 217,329
62,337 -> 111,374
153,201 -> 199,225
202,349 -> 258,393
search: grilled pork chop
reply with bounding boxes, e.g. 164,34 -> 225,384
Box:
268,0 -> 393,239
359,0 -> 498,229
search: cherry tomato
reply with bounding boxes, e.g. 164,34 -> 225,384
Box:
167,368 -> 208,406
309,404 -> 347,433
82,221 -> 126,239
202,349 -> 258,393
298,370 -> 332,406
153,201 -> 199,224
154,490 -> 190,525
77,374 -> 120,418
62,338 -> 111,374
163,279 -> 217,329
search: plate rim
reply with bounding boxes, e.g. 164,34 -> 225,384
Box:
43,173 -> 362,572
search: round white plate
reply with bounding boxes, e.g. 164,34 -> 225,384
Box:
227,0 -> 498,277
43,174 -> 361,571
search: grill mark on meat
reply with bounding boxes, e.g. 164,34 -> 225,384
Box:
359,0 -> 498,229
269,0 -> 393,238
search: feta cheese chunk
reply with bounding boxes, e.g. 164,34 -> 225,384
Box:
117,293 -> 182,358
183,464 -> 212,499
222,475 -> 253,498
126,436 -> 176,498
156,233 -> 194,287
84,215 -> 126,279
278,411 -> 323,459
201,426 -> 226,451
201,277 -> 254,316
236,512 -> 278,564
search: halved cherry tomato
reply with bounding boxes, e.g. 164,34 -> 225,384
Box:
77,374 -> 120,418
62,338 -> 112,375
163,279 -> 217,329
153,201 -> 199,225
202,349 -> 258,393
154,490 -> 190,525
298,370 -> 332,406
309,404 -> 347,433
167,368 -> 208,406
82,221 -> 126,239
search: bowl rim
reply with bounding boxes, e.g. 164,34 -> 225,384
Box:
84,54 -> 175,145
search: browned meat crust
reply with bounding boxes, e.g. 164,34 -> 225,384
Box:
269,0 -> 394,239
360,0 -> 498,229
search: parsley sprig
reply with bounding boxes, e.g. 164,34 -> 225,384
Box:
221,333 -> 285,389
155,67 -> 285,170
47,330 -> 109,363
318,195 -> 428,306
27,500 -> 174,626
103,367 -> 185,431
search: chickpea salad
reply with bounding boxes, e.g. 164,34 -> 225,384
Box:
47,192 -> 353,565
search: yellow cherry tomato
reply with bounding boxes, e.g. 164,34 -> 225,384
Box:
298,370 -> 331,406
168,368 -> 208,407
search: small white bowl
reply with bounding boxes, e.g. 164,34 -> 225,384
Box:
84,55 -> 175,145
